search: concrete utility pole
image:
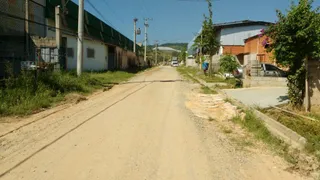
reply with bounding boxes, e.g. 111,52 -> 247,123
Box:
144,18 -> 152,63
133,18 -> 138,53
55,6 -> 61,50
25,0 -> 29,60
305,57 -> 310,112
77,0 -> 84,76
155,40 -> 158,65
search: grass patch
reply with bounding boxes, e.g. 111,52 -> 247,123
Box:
232,110 -> 298,164
224,98 -> 232,103
176,66 -> 242,89
200,86 -> 217,94
0,69 -> 140,116
262,107 -> 320,161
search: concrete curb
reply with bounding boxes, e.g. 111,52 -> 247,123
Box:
189,74 -> 307,150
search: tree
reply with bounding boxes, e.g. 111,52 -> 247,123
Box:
219,54 -> 239,74
179,47 -> 187,64
265,0 -> 320,109
193,0 -> 220,75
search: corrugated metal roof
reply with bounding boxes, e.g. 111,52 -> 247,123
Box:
153,47 -> 181,52
214,20 -> 273,29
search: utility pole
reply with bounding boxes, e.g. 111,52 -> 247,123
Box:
144,18 -> 152,64
25,0 -> 29,60
155,40 -> 158,65
77,0 -> 84,76
133,18 -> 138,53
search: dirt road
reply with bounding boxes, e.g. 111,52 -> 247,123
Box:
0,67 -> 308,180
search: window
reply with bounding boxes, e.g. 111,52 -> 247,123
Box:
67,48 -> 74,58
87,48 -> 95,58
265,64 -> 278,71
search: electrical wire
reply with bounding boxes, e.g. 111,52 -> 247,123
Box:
85,0 -> 116,30
101,0 -> 125,25
0,11 -> 77,36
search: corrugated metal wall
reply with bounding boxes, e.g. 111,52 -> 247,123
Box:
46,0 -> 134,52
0,0 -> 46,36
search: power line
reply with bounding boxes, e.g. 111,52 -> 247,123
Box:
0,11 -> 77,36
101,0 -> 125,25
85,0 -> 116,30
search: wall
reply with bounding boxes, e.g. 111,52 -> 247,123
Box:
243,77 -> 287,87
223,45 -> 244,55
65,35 -> 108,71
220,25 -> 267,46
0,0 -> 46,36
244,35 -> 274,64
186,59 -> 197,67
308,59 -> 320,106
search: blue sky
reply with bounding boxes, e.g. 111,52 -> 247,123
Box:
75,0 -> 320,45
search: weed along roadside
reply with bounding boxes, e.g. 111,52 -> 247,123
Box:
0,68 -> 149,117
177,66 -> 320,177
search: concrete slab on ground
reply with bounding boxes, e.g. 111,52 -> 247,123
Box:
223,87 -> 289,108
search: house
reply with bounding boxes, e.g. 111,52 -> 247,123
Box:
187,20 -> 273,64
244,34 -> 275,65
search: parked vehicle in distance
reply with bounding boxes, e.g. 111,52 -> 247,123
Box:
260,63 -> 287,77
223,66 -> 243,78
233,66 -> 243,78
171,57 -> 179,67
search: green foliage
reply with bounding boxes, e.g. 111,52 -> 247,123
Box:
232,111 -> 297,164
179,47 -> 187,64
265,0 -> 320,107
193,0 -> 220,57
200,86 -> 217,94
263,107 -> 320,160
219,54 -> 239,73
0,70 -> 137,116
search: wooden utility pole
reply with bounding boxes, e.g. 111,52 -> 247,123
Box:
77,0 -> 84,76
25,0 -> 29,60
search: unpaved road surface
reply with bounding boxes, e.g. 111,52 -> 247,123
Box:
0,67 -> 308,180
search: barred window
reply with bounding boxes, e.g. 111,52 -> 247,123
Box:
87,48 -> 95,58
67,48 -> 74,58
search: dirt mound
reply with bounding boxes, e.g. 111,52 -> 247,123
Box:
185,92 -> 238,121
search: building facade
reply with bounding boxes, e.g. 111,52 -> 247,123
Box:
187,20 -> 272,65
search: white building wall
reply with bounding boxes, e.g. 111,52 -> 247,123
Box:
65,35 -> 108,71
220,25 -> 267,46
46,19 -> 108,71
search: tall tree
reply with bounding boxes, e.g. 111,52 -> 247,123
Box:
265,0 -> 320,109
193,0 -> 220,75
